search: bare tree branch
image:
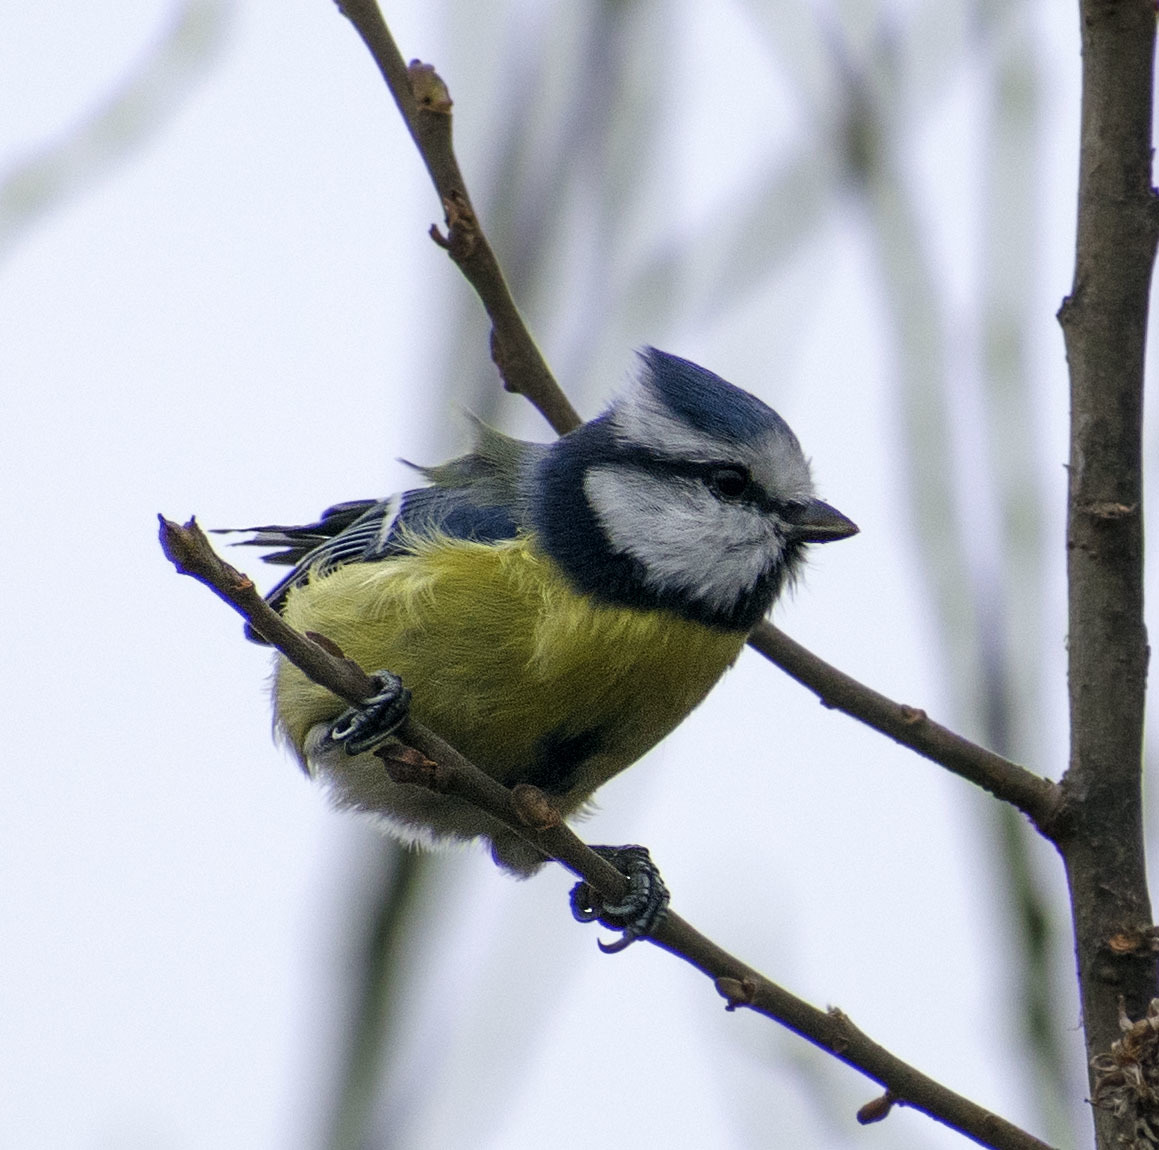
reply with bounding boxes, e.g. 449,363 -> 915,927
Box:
160,512 -> 1056,1150
1056,1 -> 1159,1145
334,0 -> 581,435
159,515 -> 628,897
748,621 -> 1061,832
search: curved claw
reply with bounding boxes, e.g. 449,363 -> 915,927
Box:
569,844 -> 670,953
328,671 -> 412,755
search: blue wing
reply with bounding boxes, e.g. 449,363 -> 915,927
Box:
227,483 -> 523,622
220,422 -> 541,641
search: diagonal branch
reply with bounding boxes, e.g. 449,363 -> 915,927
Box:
748,621 -> 1061,833
334,0 -> 580,435
160,512 -> 1056,1150
159,515 -> 628,895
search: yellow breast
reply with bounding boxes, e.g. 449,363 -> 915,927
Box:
275,533 -> 746,812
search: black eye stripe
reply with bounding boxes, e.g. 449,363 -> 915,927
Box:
599,447 -> 805,517
650,459 -> 771,508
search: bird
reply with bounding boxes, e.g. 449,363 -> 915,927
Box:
235,348 -> 857,888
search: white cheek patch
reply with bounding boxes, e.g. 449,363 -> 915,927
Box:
584,466 -> 786,614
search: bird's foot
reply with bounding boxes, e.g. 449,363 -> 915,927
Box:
328,671 -> 412,755
570,844 -> 670,953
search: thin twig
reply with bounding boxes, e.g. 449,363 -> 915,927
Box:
748,621 -> 1062,833
334,0 -> 581,435
161,512 -> 1056,1150
159,514 -> 629,897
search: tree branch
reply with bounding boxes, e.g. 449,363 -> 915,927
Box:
748,621 -> 1061,832
333,0 -> 581,435
159,514 -> 629,893
1056,2 -> 1159,1145
161,512 -> 1055,1150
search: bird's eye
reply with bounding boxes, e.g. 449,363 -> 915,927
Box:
707,466 -> 750,500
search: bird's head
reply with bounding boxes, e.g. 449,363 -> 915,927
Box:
529,348 -> 857,630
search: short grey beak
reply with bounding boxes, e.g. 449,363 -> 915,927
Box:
787,499 -> 859,544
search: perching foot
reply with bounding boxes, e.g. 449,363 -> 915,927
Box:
328,671 -> 412,755
570,844 -> 670,953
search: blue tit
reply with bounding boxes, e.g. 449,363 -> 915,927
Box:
239,348 -> 857,875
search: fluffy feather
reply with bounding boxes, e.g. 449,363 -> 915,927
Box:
277,532 -> 745,872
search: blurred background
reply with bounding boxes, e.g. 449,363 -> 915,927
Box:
3,1 -> 1154,1147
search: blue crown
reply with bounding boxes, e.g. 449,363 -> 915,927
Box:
638,347 -> 794,445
